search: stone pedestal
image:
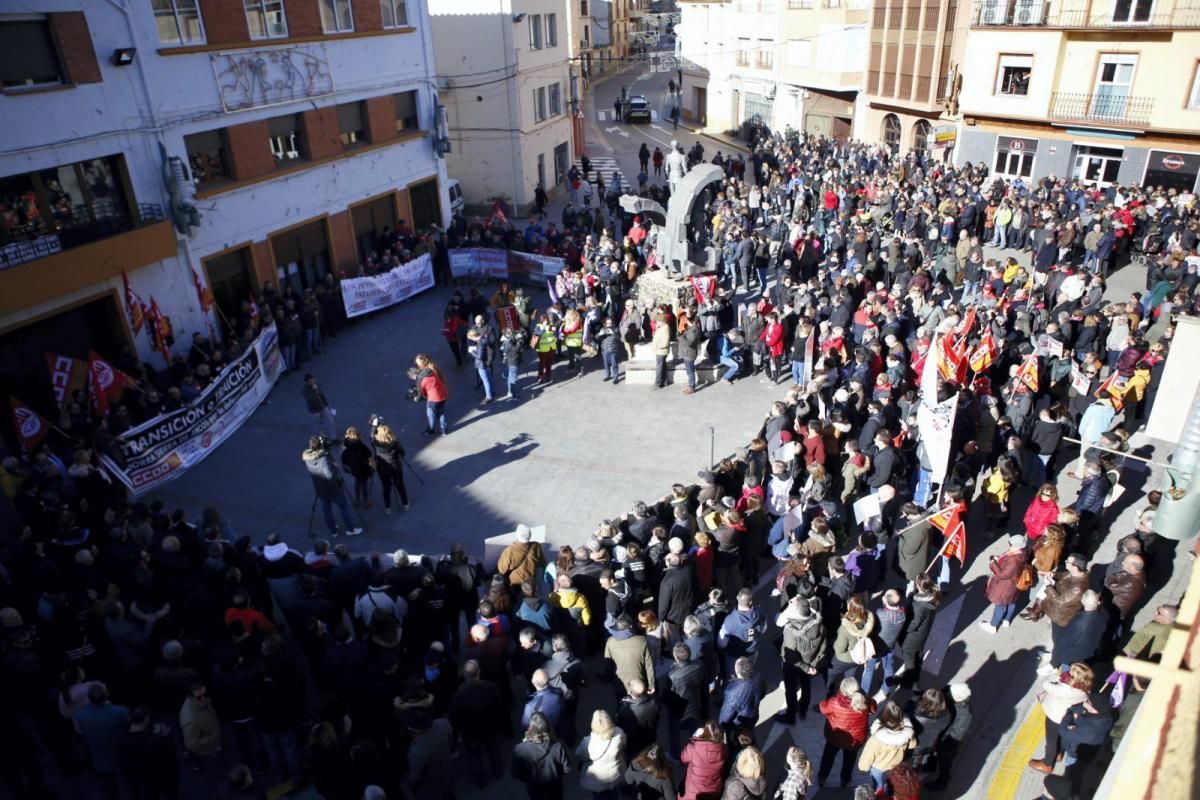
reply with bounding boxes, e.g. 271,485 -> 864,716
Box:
633,270 -> 695,313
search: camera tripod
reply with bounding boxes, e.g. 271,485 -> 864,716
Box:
306,481 -> 367,538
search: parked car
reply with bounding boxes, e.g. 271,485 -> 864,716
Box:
447,178 -> 464,217
626,95 -> 652,124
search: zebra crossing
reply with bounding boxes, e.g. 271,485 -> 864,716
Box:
572,155 -> 629,193
595,109 -> 660,122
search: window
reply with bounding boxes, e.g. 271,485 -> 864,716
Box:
757,41 -> 774,69
581,0 -> 589,15
184,130 -> 229,186
153,0 -> 205,45
911,119 -> 931,154
546,14 -> 558,47
882,113 -> 901,153
1093,54 -> 1137,119
787,0 -> 813,8
736,39 -> 750,67
549,83 -> 562,115
529,14 -> 543,49
320,0 -> 354,33
381,0 -> 408,27
533,87 -> 547,122
394,90 -> 419,131
554,142 -> 570,185
995,54 -> 1032,96
994,136 -> 1037,178
267,114 -> 304,165
0,19 -> 64,89
1111,0 -> 1153,23
785,40 -> 812,67
1190,64 -> 1200,109
337,102 -> 365,147
245,0 -> 287,40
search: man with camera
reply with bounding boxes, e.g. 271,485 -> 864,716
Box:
467,314 -> 497,404
303,436 -> 362,537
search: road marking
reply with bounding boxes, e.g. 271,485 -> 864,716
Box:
987,705 -> 1046,799
604,125 -> 630,138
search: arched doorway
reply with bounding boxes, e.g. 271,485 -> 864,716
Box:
882,113 -> 901,153
912,120 -> 932,156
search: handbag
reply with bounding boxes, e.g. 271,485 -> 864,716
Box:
850,635 -> 876,665
1016,563 -> 1037,592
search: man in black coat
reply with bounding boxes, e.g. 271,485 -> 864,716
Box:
449,660 -> 506,784
663,644 -> 708,759
616,678 -> 660,758
657,553 -> 696,636
1050,590 -> 1108,671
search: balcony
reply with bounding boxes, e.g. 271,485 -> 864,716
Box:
971,0 -> 1200,28
1048,91 -> 1154,127
1,204 -> 166,271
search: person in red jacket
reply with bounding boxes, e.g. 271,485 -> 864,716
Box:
680,720 -> 726,800
441,311 -> 464,369
758,312 -> 785,383
817,676 -> 876,787
1023,484 -> 1060,542
414,354 -> 449,436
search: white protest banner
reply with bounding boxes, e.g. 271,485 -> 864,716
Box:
448,249 -> 478,278
1037,334 -> 1064,358
341,253 -> 434,318
99,326 -> 285,495
916,391 -> 959,483
508,250 -> 565,280
450,248 -> 565,281
1070,365 -> 1092,395
853,493 -> 882,525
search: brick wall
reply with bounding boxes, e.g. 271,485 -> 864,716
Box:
225,121 -> 273,181
327,210 -> 358,271
287,0 -> 324,37
394,188 -> 412,228
301,107 -> 342,161
200,0 -> 250,45
364,96 -> 396,144
49,12 -> 101,84
351,0 -> 383,30
252,240 -> 275,286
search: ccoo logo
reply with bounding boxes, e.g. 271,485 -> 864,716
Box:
13,407 -> 42,439
93,359 -> 114,391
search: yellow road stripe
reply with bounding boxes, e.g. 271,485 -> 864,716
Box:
988,704 -> 1047,799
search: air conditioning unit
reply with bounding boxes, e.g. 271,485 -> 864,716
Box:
1012,0 -> 1046,24
978,0 -> 1009,24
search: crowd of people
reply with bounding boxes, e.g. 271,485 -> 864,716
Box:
0,127 -> 1197,800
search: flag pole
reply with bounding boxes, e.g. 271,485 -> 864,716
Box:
922,522 -> 960,575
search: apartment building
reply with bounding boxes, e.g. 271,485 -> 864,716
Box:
956,0 -> 1200,191
429,0 -> 575,213
677,0 -> 869,139
861,0 -> 967,159
0,0 -> 448,403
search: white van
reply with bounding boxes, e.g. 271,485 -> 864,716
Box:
447,178 -> 464,217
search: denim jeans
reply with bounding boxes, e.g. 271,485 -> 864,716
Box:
914,467 -> 933,507
261,729 -> 302,778
505,364 -> 519,398
961,280 -> 979,305
791,359 -> 806,385
991,223 -> 1007,248
859,656 -> 881,695
602,351 -> 619,380
990,602 -> 1017,627
655,354 -> 668,387
305,326 -> 321,355
311,408 -> 335,440
426,400 -> 446,433
281,344 -> 296,371
755,266 -> 768,289
869,766 -> 888,791
683,358 -> 696,389
477,364 -> 494,400
720,356 -> 741,382
320,491 -> 356,534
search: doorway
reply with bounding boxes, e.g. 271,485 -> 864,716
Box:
1071,146 -> 1124,187
205,247 -> 255,331
351,194 -> 397,260
409,178 -> 441,231
271,219 -> 331,294
694,87 -> 707,124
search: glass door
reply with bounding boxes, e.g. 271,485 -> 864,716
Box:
1111,0 -> 1154,23
1071,146 -> 1123,187
1092,56 -> 1136,120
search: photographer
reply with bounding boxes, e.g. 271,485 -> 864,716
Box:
499,327 -> 524,401
467,314 -> 497,404
369,418 -> 410,513
302,436 -> 362,537
413,354 -> 449,436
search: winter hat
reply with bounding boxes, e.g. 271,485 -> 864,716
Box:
1008,534 -> 1027,550
263,542 -> 288,562
515,524 -> 532,543
668,537 -> 686,555
949,683 -> 972,702
162,640 -> 184,661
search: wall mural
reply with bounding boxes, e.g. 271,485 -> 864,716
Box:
212,45 -> 335,113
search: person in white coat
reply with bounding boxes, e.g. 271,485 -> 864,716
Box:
576,709 -> 627,798
1029,662 -> 1094,774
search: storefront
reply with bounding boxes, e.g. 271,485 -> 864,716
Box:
1143,150 -> 1200,194
993,136 -> 1038,179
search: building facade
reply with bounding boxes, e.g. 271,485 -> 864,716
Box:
677,0 -> 869,140
955,0 -> 1200,192
0,0 -> 448,407
429,0 -> 575,213
861,0 -> 967,159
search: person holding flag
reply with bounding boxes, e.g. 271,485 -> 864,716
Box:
8,397 -> 51,454
928,492 -> 968,589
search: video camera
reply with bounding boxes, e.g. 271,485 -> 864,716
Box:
405,367 -> 422,402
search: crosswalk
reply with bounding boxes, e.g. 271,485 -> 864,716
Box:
596,109 -> 660,122
571,155 -> 629,194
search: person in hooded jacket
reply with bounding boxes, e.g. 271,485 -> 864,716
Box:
930,682 -> 973,790
908,688 -> 951,775
857,701 -> 916,791
512,712 -> 573,800
680,721 -> 726,800
828,594 -> 877,688
775,595 -> 827,723
874,589 -> 907,695
899,575 -> 941,681
516,581 -> 554,633
625,743 -> 677,800
817,677 -> 875,787
721,746 -> 768,800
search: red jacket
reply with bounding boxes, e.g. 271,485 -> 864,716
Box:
802,433 -> 826,467
759,322 -> 784,358
680,737 -> 726,800
820,694 -> 875,749
1023,497 -> 1059,540
419,371 -> 448,402
985,550 -> 1028,606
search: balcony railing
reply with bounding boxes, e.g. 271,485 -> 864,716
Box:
0,203 -> 165,271
1048,92 -> 1153,126
971,0 -> 1200,27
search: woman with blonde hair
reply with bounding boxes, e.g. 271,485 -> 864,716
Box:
340,426 -> 375,508
577,709 -> 626,798
560,308 -> 585,374
413,354 -> 448,436
1030,663 -> 1094,773
369,421 -> 409,513
722,746 -> 767,800
775,746 -> 813,800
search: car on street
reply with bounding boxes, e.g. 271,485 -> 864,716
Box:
626,94 -> 652,124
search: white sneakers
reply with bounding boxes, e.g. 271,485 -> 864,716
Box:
345,527 -> 364,537
978,619 -> 997,634
1037,663 -> 1057,675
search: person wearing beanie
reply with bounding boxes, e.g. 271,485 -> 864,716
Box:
980,535 -> 1029,633
497,523 -> 546,590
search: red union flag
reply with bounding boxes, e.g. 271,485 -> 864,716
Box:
1015,352 -> 1039,393
9,397 -> 50,454
1095,372 -> 1125,411
930,502 -> 967,566
88,351 -> 130,417
123,270 -> 145,334
44,352 -> 89,410
968,329 -> 997,374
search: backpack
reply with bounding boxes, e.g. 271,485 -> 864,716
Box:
850,635 -> 876,665
1016,563 -> 1037,592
